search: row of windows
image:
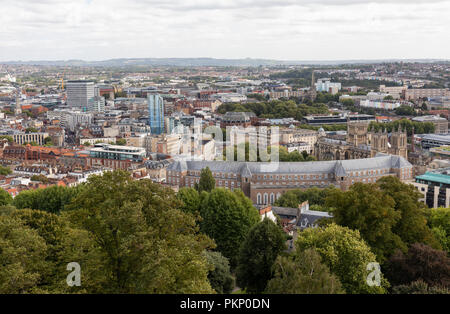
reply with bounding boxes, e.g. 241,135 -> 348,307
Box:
255,174 -> 332,180
257,192 -> 281,205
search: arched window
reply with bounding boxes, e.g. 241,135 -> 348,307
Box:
264,193 -> 268,205
257,193 -> 262,205
276,193 -> 281,200
270,193 -> 275,204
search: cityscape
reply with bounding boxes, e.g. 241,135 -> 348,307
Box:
0,0 -> 449,304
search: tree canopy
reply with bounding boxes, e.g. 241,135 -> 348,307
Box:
295,223 -> 388,294
236,218 -> 286,293
199,188 -> 260,267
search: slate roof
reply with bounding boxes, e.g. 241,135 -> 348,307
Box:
167,155 -> 412,176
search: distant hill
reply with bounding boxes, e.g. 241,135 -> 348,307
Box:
2,57 -> 449,67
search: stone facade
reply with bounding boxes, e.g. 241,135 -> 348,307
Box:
315,121 -> 408,161
166,154 -> 413,205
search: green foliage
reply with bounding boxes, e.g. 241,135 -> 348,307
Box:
377,177 -> 440,249
25,127 -> 38,133
64,170 -> 215,293
115,138 -> 126,146
327,177 -> 440,263
236,218 -> 286,293
297,124 -> 348,132
265,249 -> 344,294
0,165 -> 12,176
217,100 -> 329,121
196,167 -> 216,193
369,118 -> 435,136
0,214 -> 48,293
0,189 -> 13,206
385,243 -> 450,289
392,280 -> 449,294
275,186 -> 336,208
204,251 -> 234,294
200,188 -> 260,267
394,105 -> 415,116
429,207 -> 450,253
326,182 -> 405,263
296,223 -> 388,294
177,187 -> 201,215
31,174 -> 49,183
13,185 -> 83,214
44,137 -> 53,146
0,135 -> 13,142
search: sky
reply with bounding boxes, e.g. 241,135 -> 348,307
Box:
1,0 -> 449,62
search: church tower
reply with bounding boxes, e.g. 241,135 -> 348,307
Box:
347,120 -> 369,147
371,128 -> 388,155
389,126 -> 408,159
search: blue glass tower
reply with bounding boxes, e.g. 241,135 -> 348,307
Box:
148,94 -> 165,135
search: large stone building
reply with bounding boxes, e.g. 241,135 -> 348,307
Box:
166,154 -> 413,205
315,121 -> 408,161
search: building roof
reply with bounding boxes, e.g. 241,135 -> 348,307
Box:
416,172 -> 450,185
167,154 -> 412,176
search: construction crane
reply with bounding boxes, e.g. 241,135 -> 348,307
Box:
61,69 -> 67,90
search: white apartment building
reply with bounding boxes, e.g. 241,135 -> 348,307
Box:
316,79 -> 341,94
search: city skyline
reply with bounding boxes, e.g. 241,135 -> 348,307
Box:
1,0 -> 450,62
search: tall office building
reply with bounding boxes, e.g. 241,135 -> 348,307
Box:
148,94 -> 165,135
66,80 -> 95,109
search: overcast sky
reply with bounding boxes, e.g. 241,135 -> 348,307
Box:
1,0 -> 449,61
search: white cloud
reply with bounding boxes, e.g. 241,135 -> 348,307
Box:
0,0 -> 449,61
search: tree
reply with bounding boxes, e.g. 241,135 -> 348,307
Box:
0,214 -> 48,293
0,189 -> 12,206
0,165 -> 12,176
265,249 -> 344,294
65,170 -> 215,293
326,183 -> 405,263
31,174 -> 49,184
296,223 -> 388,294
236,218 -> 286,293
204,251 -> 234,294
44,137 -> 53,146
25,127 -> 38,133
0,135 -> 13,143
177,187 -> 201,215
429,207 -> 450,253
13,185 -> 83,214
385,243 -> 450,289
200,188 -> 260,267
115,138 -> 126,146
377,177 -> 440,249
196,167 -> 216,193
275,186 -> 336,208
392,280 -> 449,294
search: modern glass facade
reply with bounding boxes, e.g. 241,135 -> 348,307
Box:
148,94 -> 164,135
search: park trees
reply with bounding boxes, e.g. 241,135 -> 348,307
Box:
265,249 -> 344,294
385,243 -> 450,289
64,170 -> 215,293
296,223 -> 388,294
200,188 -> 260,267
204,251 -> 234,294
236,218 -> 286,293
